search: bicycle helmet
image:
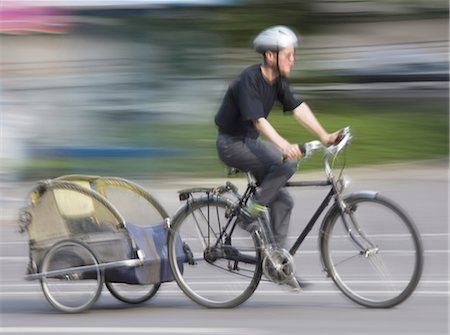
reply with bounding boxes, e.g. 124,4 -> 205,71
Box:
253,25 -> 298,53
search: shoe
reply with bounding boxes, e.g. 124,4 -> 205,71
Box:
246,200 -> 268,218
236,200 -> 268,232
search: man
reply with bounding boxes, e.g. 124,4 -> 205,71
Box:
215,26 -> 341,248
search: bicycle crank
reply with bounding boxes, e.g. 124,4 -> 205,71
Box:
262,248 -> 296,285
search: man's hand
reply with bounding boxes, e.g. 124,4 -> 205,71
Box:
320,130 -> 342,145
282,143 -> 302,160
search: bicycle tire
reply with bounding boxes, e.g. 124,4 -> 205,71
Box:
320,193 -> 423,308
105,281 -> 160,305
168,195 -> 262,308
40,239 -> 104,313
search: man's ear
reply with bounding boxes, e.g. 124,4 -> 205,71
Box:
264,50 -> 275,65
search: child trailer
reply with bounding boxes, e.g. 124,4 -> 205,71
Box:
19,175 -> 185,313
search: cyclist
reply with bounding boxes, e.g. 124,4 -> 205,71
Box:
215,25 -> 341,249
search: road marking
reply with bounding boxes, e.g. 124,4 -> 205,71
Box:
0,288 -> 448,296
0,279 -> 448,288
1,247 -> 448,261
1,232 -> 449,244
0,327 -> 265,334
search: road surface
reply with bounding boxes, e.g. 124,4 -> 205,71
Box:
0,160 -> 448,335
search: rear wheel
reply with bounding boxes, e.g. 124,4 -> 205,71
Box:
321,194 -> 423,308
40,240 -> 103,313
168,196 -> 262,308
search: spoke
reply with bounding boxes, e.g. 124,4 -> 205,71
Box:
204,260 -> 257,280
195,205 -> 220,240
332,251 -> 362,268
189,209 -> 207,249
367,252 -> 401,292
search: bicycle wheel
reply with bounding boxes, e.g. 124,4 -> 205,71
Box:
105,281 -> 160,304
40,239 -> 104,313
320,193 -> 423,308
168,196 -> 262,308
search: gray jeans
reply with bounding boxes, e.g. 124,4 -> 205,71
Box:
216,133 -> 298,247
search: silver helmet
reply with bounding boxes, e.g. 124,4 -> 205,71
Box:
253,25 -> 298,53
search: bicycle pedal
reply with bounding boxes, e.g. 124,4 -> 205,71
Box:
285,277 -> 303,292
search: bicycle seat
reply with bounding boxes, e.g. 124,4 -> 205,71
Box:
225,165 -> 259,186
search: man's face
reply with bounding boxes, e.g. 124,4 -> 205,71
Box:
267,47 -> 296,76
277,47 -> 296,76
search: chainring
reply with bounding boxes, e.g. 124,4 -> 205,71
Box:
262,248 -> 296,284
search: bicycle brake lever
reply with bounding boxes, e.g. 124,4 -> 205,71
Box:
335,127 -> 350,145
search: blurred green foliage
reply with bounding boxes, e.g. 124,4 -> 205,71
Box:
13,2 -> 449,180
21,98 -> 448,179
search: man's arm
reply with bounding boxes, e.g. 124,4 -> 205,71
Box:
293,102 -> 340,144
253,102 -> 340,159
253,117 -> 301,159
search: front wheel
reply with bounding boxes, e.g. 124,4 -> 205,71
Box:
168,196 -> 262,308
320,193 -> 423,308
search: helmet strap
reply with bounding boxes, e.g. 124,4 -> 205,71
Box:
276,51 -> 280,76
261,50 -> 281,82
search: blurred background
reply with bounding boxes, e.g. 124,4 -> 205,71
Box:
1,0 -> 448,180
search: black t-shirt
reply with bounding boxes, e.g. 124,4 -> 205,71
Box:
215,64 -> 303,138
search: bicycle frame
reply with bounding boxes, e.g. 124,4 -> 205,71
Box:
181,127 -> 362,264
203,172 -> 337,259
181,171 -> 339,263
170,127 -> 423,309
206,173 -> 377,274
243,177 -> 375,258
284,180 -> 334,256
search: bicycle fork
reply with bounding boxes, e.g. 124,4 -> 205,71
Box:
337,198 -> 379,257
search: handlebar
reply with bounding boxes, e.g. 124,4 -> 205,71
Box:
299,127 -> 352,158
298,127 -> 352,178
227,127 -> 352,192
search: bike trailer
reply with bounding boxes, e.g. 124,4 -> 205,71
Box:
19,179 -> 132,275
106,222 -> 184,285
18,175 -> 185,312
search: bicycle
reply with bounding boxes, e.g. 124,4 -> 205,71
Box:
167,127 -> 423,309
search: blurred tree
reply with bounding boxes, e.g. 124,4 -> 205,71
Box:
199,0 -> 316,47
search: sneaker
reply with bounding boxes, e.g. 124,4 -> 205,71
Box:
245,200 -> 268,218
236,200 -> 268,232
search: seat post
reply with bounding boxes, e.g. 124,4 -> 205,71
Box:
226,165 -> 257,188
245,171 -> 257,188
